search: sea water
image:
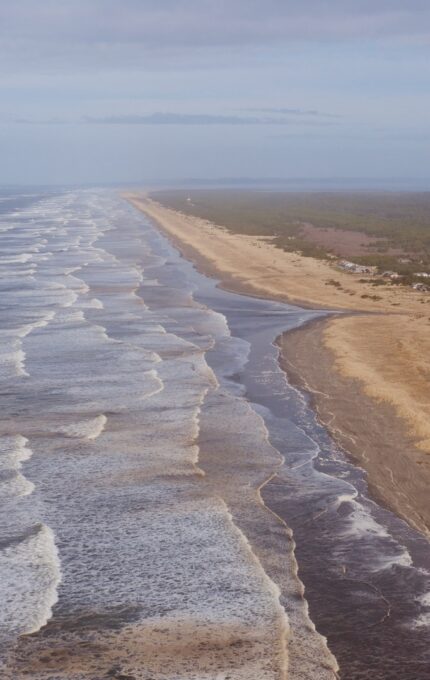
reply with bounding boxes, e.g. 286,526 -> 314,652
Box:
0,188 -> 429,679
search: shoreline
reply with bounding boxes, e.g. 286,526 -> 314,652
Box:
130,197 -> 327,311
277,319 -> 430,536
125,193 -> 430,536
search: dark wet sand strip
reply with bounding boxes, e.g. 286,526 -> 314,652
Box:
278,318 -> 430,536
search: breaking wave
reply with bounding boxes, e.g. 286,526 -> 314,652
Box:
1,187 -> 428,679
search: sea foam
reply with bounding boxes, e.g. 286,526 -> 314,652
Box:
0,435 -> 34,498
57,414 -> 107,440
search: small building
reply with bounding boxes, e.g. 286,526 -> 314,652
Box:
412,282 -> 429,292
338,260 -> 376,275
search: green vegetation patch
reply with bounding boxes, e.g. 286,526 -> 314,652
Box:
151,189 -> 430,269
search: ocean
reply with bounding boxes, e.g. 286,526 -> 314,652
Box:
0,188 -> 429,679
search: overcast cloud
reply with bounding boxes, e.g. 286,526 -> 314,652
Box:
1,1 -> 430,79
82,113 -> 339,126
2,2 -> 430,55
1,1 -> 429,184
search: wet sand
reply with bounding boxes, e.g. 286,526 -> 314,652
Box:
125,193 -> 430,536
279,318 -> 430,536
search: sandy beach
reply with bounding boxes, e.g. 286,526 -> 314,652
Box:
3,187 -> 430,680
126,193 -> 430,535
279,319 -> 430,535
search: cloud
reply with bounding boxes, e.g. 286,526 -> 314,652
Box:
82,112 -> 338,126
248,108 -> 320,116
84,113 -> 269,125
1,1 -> 429,74
2,1 -> 429,44
9,112 -> 340,127
12,117 -> 67,125
243,107 -> 343,118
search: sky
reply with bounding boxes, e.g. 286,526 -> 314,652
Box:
1,1 -> 430,185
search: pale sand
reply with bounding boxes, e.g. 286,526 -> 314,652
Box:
125,194 -> 430,314
280,320 -> 430,536
126,193 -> 430,532
323,314 -> 430,454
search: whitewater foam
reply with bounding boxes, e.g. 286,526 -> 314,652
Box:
2,188 -> 428,679
57,414 -> 108,440
0,524 -> 61,641
0,436 -> 34,498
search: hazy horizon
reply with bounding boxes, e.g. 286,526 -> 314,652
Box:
2,177 -> 430,193
2,1 -> 430,184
